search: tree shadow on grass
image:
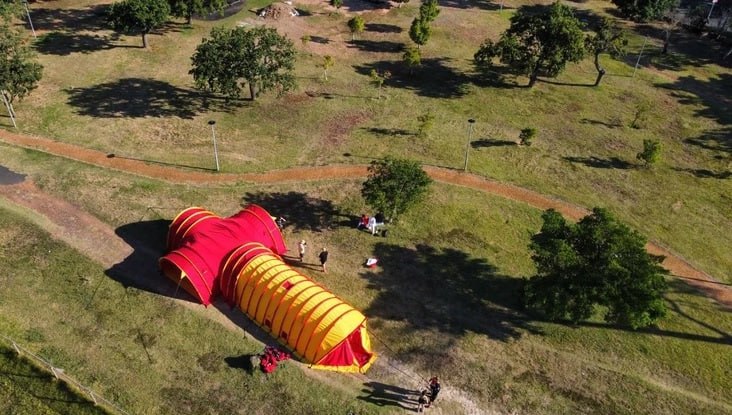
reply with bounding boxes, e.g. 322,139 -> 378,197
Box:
362,243 -> 538,344
240,191 -> 353,232
30,5 -> 111,32
658,74 -> 731,155
471,138 -> 516,148
34,32 -> 132,55
580,117 -> 623,129
365,23 -> 402,33
358,381 -> 418,410
563,156 -> 636,169
673,167 -> 731,179
349,39 -> 404,53
355,58 -> 472,98
65,78 -> 241,119
438,0 -> 506,11
364,127 -> 415,137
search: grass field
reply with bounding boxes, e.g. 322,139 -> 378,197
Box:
0,0 -> 730,413
0,148 -> 730,414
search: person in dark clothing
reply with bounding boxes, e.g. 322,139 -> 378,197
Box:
319,248 -> 329,272
417,389 -> 429,412
427,377 -> 440,406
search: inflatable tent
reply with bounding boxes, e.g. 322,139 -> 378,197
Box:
159,205 -> 376,373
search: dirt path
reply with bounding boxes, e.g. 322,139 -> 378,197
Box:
0,128 -> 729,311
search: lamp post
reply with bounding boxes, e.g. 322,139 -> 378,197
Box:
463,118 -> 476,172
22,0 -> 36,38
208,120 -> 220,172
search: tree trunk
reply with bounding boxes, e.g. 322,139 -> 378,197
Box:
1,92 -> 17,129
142,31 -> 148,48
662,29 -> 670,54
186,12 -> 192,25
249,83 -> 256,100
724,46 -> 732,60
528,70 -> 538,87
593,53 -> 606,86
594,69 -> 606,87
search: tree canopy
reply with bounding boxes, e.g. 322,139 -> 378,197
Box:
0,23 -> 42,104
361,157 -> 432,222
611,0 -> 678,22
168,0 -> 226,24
524,208 -> 668,329
190,26 -> 296,100
108,0 -> 171,48
347,16 -> 365,41
474,2 -> 586,87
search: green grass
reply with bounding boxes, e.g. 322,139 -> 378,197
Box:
0,342 -> 111,415
8,0 -> 730,286
0,152 -> 730,414
1,0 -> 731,413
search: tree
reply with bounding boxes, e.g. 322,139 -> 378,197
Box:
417,111 -> 434,138
369,69 -> 390,99
636,139 -> 661,166
403,46 -> 421,73
0,22 -> 43,128
585,18 -> 627,86
525,208 -> 667,329
331,0 -> 343,9
108,0 -> 170,48
474,2 -> 585,87
0,1 -> 22,21
190,26 -> 296,100
168,0 -> 226,25
361,157 -> 432,222
409,17 -> 431,48
347,16 -> 364,41
660,9 -> 682,54
611,0 -> 678,22
321,55 -> 334,81
519,127 -> 536,146
419,0 -> 440,23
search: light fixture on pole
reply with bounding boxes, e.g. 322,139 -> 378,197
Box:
208,120 -> 220,172
464,118 -> 476,172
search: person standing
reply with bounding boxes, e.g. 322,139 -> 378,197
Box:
427,377 -> 441,407
298,240 -> 307,262
319,247 -> 329,272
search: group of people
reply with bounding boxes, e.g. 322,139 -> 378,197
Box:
417,377 -> 441,412
297,239 -> 329,272
357,212 -> 386,236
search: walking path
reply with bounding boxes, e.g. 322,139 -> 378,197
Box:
1,128 -> 729,310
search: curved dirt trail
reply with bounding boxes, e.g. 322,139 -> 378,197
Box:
0,129 -> 729,310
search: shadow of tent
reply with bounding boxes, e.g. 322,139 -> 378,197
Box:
105,219 -> 200,303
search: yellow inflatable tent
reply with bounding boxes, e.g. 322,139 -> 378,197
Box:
220,242 -> 376,373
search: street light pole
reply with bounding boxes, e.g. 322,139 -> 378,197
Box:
22,0 -> 36,38
208,120 -> 220,172
463,118 -> 476,172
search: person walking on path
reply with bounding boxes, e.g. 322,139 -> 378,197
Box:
298,240 -> 307,261
417,389 -> 429,412
427,377 -> 440,407
319,247 -> 329,272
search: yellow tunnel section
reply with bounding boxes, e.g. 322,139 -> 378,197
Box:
220,243 -> 376,373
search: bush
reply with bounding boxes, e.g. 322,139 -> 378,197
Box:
519,127 -> 537,146
636,139 -> 662,166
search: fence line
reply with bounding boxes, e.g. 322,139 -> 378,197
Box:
0,333 -> 133,415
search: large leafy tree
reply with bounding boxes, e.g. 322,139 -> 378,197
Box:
525,208 -> 668,329
168,0 -> 226,24
361,157 -> 432,222
585,18 -> 627,86
190,26 -> 296,100
108,0 -> 171,48
0,22 -> 43,127
474,2 -> 585,87
611,0 -> 677,22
